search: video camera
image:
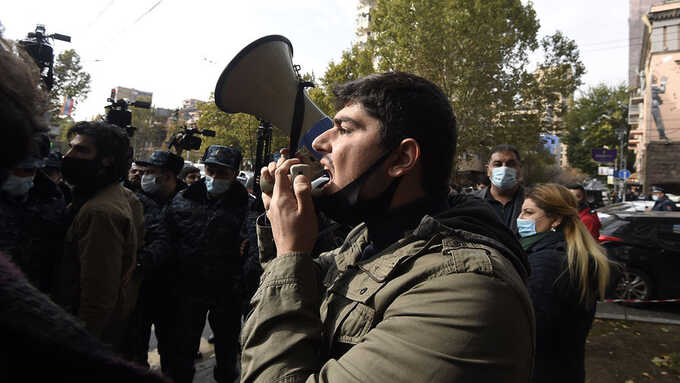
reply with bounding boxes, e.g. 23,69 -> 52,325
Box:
19,24 -> 71,90
168,126 -> 216,151
104,88 -> 151,137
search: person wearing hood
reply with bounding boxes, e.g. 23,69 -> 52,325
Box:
162,145 -> 249,383
53,121 -> 145,352
517,183 -> 611,383
243,72 -> 535,382
473,144 -> 525,234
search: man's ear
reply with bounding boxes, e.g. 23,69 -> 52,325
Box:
388,138 -> 420,178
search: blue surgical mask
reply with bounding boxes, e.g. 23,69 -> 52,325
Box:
2,174 -> 34,198
491,166 -> 518,190
516,218 -> 537,238
141,174 -> 161,195
205,175 -> 231,195
652,195 -> 659,201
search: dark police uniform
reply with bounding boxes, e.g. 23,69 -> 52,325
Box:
120,151 -> 185,370
164,146 -> 248,383
651,186 -> 678,211
0,156 -> 68,294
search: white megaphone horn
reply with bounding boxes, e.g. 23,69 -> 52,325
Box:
214,35 -> 331,157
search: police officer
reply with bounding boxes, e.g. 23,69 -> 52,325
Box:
0,150 -> 68,294
164,145 -> 248,383
651,186 -> 677,211
121,151 -> 184,369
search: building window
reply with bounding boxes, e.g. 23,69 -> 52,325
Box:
664,26 -> 668,50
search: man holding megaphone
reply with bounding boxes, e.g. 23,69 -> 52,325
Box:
240,72 -> 535,382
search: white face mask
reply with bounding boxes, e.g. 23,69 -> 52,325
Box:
141,174 -> 161,195
2,174 -> 34,198
205,175 -> 232,195
491,166 -> 518,190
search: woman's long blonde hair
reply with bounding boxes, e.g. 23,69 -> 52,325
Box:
526,183 -> 610,303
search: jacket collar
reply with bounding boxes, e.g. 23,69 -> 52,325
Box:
332,193 -> 530,282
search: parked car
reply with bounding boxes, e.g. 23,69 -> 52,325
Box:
599,211 -> 680,300
597,201 -> 654,222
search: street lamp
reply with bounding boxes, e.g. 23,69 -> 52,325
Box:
615,125 -> 627,201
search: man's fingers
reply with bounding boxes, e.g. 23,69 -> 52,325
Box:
293,174 -> 314,216
260,165 -> 274,197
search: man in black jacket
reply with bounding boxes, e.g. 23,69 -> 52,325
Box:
0,152 -> 68,294
473,144 -> 525,234
164,145 -> 248,383
121,150 -> 185,370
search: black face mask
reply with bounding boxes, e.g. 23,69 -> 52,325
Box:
314,152 -> 401,226
61,157 -> 102,187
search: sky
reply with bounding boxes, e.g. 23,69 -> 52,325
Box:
2,0 -> 629,120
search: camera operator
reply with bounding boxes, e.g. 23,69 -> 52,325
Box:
242,72 -> 534,382
121,150 -> 184,369
163,145 -> 248,383
52,121 -> 145,352
0,34 -> 167,382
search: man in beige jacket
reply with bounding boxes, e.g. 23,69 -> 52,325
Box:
54,121 -> 143,350
243,72 -> 535,382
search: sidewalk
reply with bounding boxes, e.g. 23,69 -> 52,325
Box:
595,302 -> 680,325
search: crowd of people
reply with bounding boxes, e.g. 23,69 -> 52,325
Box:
3,30 -> 666,383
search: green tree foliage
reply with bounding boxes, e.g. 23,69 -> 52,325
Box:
307,0 -> 585,181
194,94 -> 288,169
49,49 -> 91,121
129,107 -> 170,161
370,0 -> 541,156
564,83 -> 630,176
308,45 -> 376,117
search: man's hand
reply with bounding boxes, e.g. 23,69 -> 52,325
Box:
260,157 -> 318,257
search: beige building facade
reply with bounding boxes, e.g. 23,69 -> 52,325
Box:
630,1 -> 680,191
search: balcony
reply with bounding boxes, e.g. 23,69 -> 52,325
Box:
628,102 -> 642,124
629,128 -> 644,137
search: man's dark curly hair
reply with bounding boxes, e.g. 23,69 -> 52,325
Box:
0,38 -> 48,171
67,121 -> 131,181
333,72 -> 457,197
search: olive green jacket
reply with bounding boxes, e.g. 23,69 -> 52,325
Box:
55,183 -> 144,344
241,211 -> 536,383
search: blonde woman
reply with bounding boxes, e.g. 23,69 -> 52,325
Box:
517,183 -> 610,383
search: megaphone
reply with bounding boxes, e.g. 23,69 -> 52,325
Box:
214,35 -> 330,156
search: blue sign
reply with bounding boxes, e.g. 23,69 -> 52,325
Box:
618,169 -> 631,179
591,148 -> 617,163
